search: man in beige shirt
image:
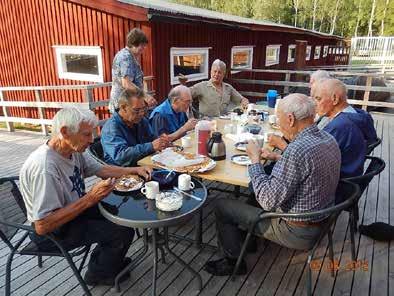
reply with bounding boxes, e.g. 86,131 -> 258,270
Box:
186,59 -> 249,117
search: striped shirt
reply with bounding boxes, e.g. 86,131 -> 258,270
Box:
248,124 -> 341,221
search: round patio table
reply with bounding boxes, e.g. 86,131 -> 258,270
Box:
99,177 -> 207,295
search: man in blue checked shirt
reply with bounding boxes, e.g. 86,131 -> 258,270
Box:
204,93 -> 341,276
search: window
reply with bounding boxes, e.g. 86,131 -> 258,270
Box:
287,44 -> 296,63
323,45 -> 329,57
231,46 -> 254,71
170,47 -> 209,85
314,46 -> 321,59
54,46 -> 103,82
265,45 -> 281,66
306,46 -> 312,61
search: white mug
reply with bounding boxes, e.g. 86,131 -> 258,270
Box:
268,114 -> 277,124
178,174 -> 195,191
181,136 -> 192,148
252,134 -> 265,148
141,181 -> 159,199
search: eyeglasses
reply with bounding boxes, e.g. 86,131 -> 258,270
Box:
130,107 -> 147,114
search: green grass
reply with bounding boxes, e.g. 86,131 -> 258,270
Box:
0,122 -> 47,133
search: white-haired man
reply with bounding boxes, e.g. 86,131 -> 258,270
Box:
182,59 -> 249,117
309,70 -> 331,96
149,85 -> 198,141
204,94 -> 341,276
19,108 -> 152,286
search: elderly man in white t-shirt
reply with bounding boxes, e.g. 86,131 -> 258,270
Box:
19,108 -> 152,286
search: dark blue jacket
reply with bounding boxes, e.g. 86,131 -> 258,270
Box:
101,112 -> 155,167
323,108 -> 376,178
149,98 -> 188,137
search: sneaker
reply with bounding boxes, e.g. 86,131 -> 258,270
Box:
84,257 -> 131,286
203,257 -> 247,276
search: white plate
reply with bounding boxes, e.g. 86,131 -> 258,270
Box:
198,159 -> 216,172
231,155 -> 252,166
114,177 -> 144,192
234,142 -> 247,152
219,115 -> 231,120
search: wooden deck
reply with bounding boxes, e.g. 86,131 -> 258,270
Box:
0,112 -> 393,296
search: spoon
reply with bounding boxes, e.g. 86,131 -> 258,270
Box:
164,169 -> 174,180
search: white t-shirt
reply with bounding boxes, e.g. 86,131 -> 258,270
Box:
19,144 -> 103,222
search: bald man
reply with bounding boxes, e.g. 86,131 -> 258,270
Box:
149,85 -> 198,141
313,78 -> 377,177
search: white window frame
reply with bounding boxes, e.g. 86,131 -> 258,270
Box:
265,45 -> 281,66
53,46 -> 104,82
170,47 -> 210,85
323,45 -> 329,57
314,46 -> 321,59
287,44 -> 296,63
306,45 -> 312,61
231,46 -> 254,72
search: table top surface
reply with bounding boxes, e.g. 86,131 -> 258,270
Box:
99,177 -> 207,229
138,117 -> 279,187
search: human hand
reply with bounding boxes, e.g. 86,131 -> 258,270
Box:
152,135 -> 171,151
135,166 -> 152,180
260,148 -> 280,161
88,178 -> 115,203
268,134 -> 287,150
178,74 -> 188,85
145,94 -> 157,108
182,118 -> 198,132
240,98 -> 249,109
246,140 -> 261,164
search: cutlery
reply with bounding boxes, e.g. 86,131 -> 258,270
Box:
173,187 -> 202,201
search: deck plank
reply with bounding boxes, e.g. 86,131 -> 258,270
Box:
0,113 -> 393,296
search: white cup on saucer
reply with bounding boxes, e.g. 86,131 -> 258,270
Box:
181,136 -> 192,148
178,174 -> 195,191
141,181 -> 159,199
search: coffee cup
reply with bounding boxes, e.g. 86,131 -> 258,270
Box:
268,115 -> 277,125
178,174 -> 195,191
141,181 -> 159,199
181,136 -> 192,148
252,134 -> 265,148
223,123 -> 235,134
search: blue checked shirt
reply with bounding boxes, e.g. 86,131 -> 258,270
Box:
248,125 -> 341,222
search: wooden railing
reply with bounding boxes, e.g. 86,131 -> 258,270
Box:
229,69 -> 394,110
0,76 -> 155,135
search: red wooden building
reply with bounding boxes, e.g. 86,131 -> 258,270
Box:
0,0 -> 345,120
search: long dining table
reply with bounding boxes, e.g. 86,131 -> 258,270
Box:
137,117 -> 279,188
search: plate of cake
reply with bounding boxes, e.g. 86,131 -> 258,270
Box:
114,174 -> 144,193
151,148 -> 216,173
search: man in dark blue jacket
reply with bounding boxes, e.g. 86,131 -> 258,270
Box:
101,89 -> 171,166
313,78 -> 377,177
149,85 -> 197,141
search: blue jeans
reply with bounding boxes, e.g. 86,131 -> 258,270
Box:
30,205 -> 134,277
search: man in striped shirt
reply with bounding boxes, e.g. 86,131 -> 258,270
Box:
204,94 -> 341,276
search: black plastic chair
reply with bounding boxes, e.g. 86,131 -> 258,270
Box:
88,136 -> 105,164
342,155 -> 385,227
230,180 -> 360,296
366,137 -> 382,155
0,176 -> 92,296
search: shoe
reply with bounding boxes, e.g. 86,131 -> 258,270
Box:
203,257 -> 247,276
84,257 -> 131,286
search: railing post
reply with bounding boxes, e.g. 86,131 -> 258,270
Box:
0,90 -> 14,132
362,76 -> 373,111
84,87 -> 98,137
34,90 -> 49,136
284,73 -> 291,94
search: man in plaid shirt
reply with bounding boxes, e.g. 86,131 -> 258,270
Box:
204,93 -> 341,276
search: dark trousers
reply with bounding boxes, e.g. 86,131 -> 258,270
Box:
215,199 -> 323,259
30,205 -> 134,277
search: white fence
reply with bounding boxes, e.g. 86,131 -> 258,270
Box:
350,37 -> 394,68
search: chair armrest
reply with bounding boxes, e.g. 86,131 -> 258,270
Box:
0,219 -> 35,232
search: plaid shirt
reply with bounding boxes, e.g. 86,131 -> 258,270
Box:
248,125 -> 341,221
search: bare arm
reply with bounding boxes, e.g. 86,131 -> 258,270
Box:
96,165 -> 152,180
167,118 -> 198,142
34,178 -> 114,235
